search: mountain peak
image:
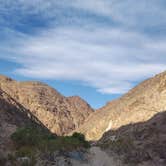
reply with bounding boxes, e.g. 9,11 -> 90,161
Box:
0,74 -> 94,136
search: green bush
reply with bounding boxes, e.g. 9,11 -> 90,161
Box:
72,132 -> 85,141
41,135 -> 90,152
15,146 -> 35,158
11,126 -> 90,153
15,147 -> 36,166
11,126 -> 54,147
71,132 -> 90,148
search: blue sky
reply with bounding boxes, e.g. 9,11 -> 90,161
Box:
0,0 -> 166,109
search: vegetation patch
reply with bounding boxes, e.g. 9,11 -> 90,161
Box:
10,126 -> 90,165
11,125 -> 90,154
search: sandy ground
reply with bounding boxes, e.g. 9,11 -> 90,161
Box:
72,147 -> 121,166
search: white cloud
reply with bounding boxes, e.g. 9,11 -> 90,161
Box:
1,0 -> 166,28
68,0 -> 166,29
1,0 -> 166,94
1,26 -> 166,94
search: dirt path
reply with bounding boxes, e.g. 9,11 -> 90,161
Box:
90,146 -> 118,166
72,147 -> 121,166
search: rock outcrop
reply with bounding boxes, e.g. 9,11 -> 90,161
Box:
99,111 -> 166,166
77,71 -> 166,140
0,75 -> 93,135
0,88 -> 43,157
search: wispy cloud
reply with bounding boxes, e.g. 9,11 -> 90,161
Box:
1,26 -> 166,94
0,0 -> 166,94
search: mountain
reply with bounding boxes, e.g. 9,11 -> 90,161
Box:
0,87 -> 91,166
0,88 -> 45,157
1,71 -> 166,166
98,111 -> 166,166
0,75 -> 93,135
76,71 -> 166,140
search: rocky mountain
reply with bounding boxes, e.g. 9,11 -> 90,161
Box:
0,75 -> 93,136
99,111 -> 166,166
1,71 -> 166,166
0,88 -> 45,158
76,71 -> 166,140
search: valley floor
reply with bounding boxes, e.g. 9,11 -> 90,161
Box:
44,147 -> 122,166
71,146 -> 121,166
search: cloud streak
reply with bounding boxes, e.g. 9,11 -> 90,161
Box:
1,26 -> 166,94
0,0 -> 166,94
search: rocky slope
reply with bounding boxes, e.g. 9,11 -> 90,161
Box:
0,88 -> 44,160
76,71 -> 166,140
2,71 -> 166,166
0,75 -> 93,135
99,111 -> 166,166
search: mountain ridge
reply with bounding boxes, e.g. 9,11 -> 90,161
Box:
0,87 -> 48,158
0,74 -> 94,136
76,71 -> 166,140
1,72 -> 166,165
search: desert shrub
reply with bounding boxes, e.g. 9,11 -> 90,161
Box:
11,126 -> 40,146
11,126 -> 90,153
71,132 -> 90,148
15,146 -> 37,166
41,135 -> 90,152
8,153 -> 16,161
72,132 -> 85,141
11,125 -> 54,147
15,146 -> 35,158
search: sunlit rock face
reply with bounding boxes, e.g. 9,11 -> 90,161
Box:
0,75 -> 94,136
76,71 -> 166,140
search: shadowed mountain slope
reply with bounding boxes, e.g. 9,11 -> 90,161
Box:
99,111 -> 166,166
0,88 -> 49,156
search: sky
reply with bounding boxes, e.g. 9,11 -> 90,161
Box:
0,0 -> 166,109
